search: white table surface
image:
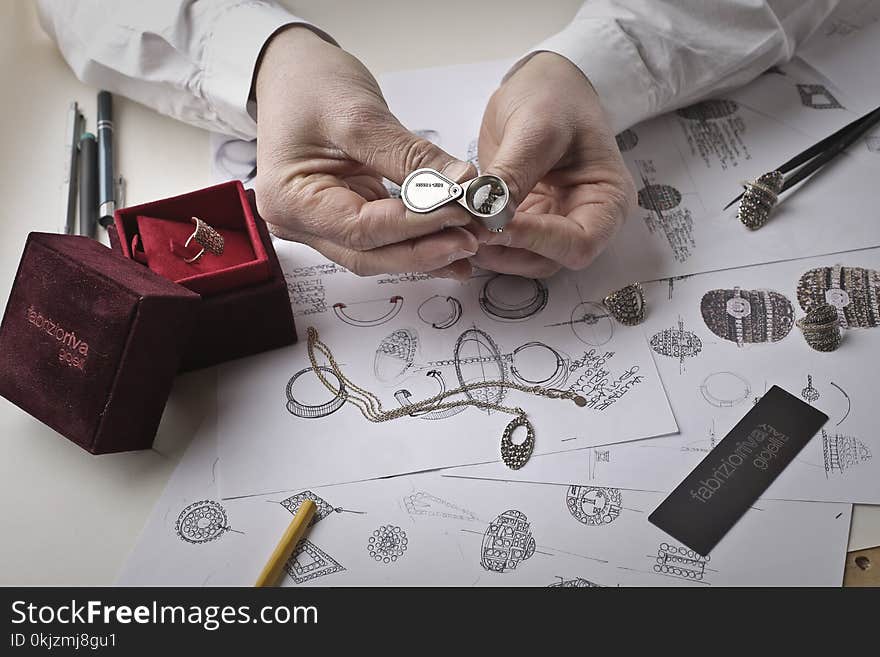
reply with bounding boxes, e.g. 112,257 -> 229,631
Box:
1,0 -> 877,585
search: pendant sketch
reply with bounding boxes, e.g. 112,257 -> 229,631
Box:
649,316 -> 703,373
374,328 -> 420,384
417,294 -> 463,329
280,490 -> 345,527
652,543 -> 712,582
796,84 -> 843,109
822,430 -> 872,477
285,366 -> 348,419
393,370 -> 467,421
548,576 -> 602,587
796,265 -> 880,329
546,301 -> 614,347
638,183 -> 682,212
675,99 -> 739,121
700,287 -> 794,346
479,275 -> 549,322
699,371 -> 752,408
175,500 -> 231,544
333,295 -> 403,327
801,375 -> 820,403
285,539 -> 345,584
566,485 -> 622,527
367,525 -> 409,564
615,128 -> 639,152
480,509 -> 537,573
402,491 -> 477,522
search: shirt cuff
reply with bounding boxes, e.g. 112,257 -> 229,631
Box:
204,1 -> 337,139
508,18 -> 659,134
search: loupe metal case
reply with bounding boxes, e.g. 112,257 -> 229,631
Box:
400,168 -> 513,232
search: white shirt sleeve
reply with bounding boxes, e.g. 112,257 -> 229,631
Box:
518,0 -> 841,133
36,0 -> 336,139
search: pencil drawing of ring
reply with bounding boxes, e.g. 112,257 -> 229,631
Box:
796,303 -> 842,352
603,283 -> 646,326
737,170 -> 783,230
183,216 -> 224,263
285,366 -> 348,418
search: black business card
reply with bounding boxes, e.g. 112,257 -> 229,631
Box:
649,385 -> 828,556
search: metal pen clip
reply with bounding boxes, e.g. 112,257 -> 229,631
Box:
400,168 -> 514,232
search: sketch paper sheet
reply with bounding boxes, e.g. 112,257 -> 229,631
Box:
452,248 -> 880,505
216,240 -> 677,498
119,424 -> 851,587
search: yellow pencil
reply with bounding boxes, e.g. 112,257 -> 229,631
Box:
254,498 -> 317,587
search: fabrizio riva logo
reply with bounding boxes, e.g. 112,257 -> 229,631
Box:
26,306 -> 90,372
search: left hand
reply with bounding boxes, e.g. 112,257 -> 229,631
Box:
471,52 -> 636,278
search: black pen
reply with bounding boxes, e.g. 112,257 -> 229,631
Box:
78,133 -> 98,238
97,91 -> 115,228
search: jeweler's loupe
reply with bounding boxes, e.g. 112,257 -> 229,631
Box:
401,168 -> 513,232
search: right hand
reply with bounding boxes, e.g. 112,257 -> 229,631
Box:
253,27 -> 478,280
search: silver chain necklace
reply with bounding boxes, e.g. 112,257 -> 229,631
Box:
306,327 -> 587,469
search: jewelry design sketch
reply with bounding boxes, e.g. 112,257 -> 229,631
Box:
479,275 -> 548,322
653,543 -> 711,582
373,328 -> 420,384
175,500 -> 230,544
332,295 -> 404,327
566,486 -> 622,527
280,490 -> 344,527
546,301 -> 615,347
285,366 -> 347,419
675,99 -> 739,121
700,287 -> 794,346
637,184 -> 682,212
417,295 -> 463,329
699,371 -> 752,408
402,491 -> 477,522
796,84 -> 843,110
830,381 -> 851,425
285,539 -> 345,584
650,316 -> 703,372
451,328 -> 508,409
801,375 -> 820,403
797,265 -> 880,329
393,370 -> 467,421
480,509 -> 537,573
615,129 -> 639,152
367,525 -> 408,564
548,577 -> 602,588
510,342 -> 570,388
822,430 -> 872,477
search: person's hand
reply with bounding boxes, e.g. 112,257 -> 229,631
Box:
471,52 -> 636,278
253,27 -> 478,279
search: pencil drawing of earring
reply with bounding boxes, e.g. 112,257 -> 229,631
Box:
183,216 -> 224,263
603,283 -> 646,326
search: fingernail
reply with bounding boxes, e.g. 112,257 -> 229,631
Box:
442,160 -> 473,182
448,249 -> 476,264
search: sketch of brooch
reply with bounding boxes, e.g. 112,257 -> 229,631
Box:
566,486 -> 622,527
649,316 -> 703,372
175,500 -> 231,544
480,509 -> 536,573
285,539 -> 345,584
367,525 -> 409,564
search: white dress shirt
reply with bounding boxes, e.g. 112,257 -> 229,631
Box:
38,0 -> 839,138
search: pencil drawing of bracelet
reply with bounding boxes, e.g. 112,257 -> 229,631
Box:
285,366 -> 348,419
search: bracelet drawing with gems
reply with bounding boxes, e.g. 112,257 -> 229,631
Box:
305,327 -> 587,469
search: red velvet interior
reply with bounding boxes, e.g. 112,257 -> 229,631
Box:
136,215 -> 256,282
114,181 -> 270,296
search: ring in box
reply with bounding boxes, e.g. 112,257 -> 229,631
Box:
0,181 -> 296,453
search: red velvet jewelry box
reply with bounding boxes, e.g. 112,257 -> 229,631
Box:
0,234 -> 200,454
112,181 -> 296,371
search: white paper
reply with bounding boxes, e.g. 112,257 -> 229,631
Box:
120,425 -> 851,587
216,241 -> 677,498
452,248 -> 880,504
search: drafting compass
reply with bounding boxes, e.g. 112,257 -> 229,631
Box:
400,168 -> 514,232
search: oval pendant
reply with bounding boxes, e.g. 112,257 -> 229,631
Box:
501,415 -> 535,470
